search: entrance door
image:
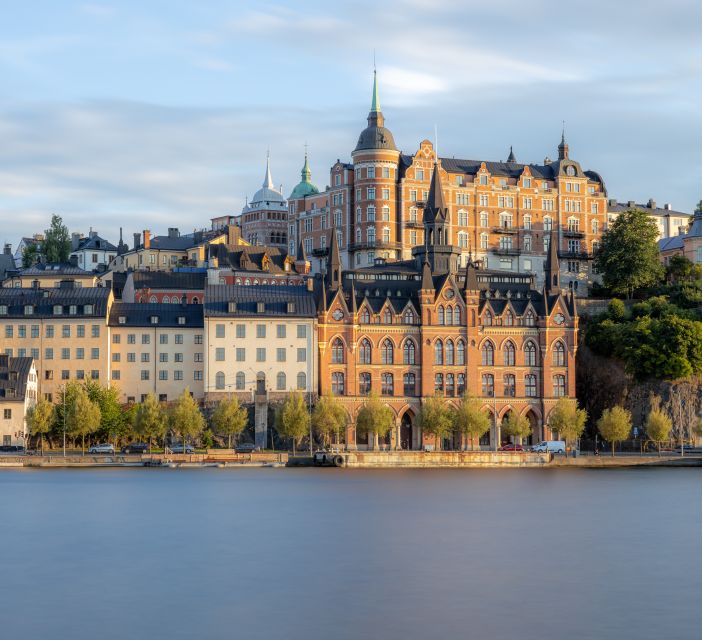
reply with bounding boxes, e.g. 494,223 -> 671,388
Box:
400,413 -> 412,450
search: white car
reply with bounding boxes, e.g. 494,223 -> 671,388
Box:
89,443 -> 115,454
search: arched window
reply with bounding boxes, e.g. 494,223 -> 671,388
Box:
524,341 -> 537,367
331,338 -> 345,364
438,306 -> 445,325
446,373 -> 455,396
381,373 -> 394,396
276,372 -> 286,390
525,374 -> 537,397
192,297 -> 199,304
149,295 -> 157,303
383,308 -> 392,324
484,310 -> 493,326
162,296 -> 170,304
503,341 -> 516,366
505,310 -> 514,326
360,308 -> 370,323
403,340 -> 416,365
453,307 -> 461,325
359,338 -> 372,364
481,341 -> 494,366
445,339 -> 454,365
553,374 -> 566,397
359,372 -> 371,395
235,371 -> 245,390
482,373 -> 494,397
553,341 -> 566,367
456,340 -> 466,365
524,310 -> 535,326
445,307 -> 452,325
435,339 -> 444,365
403,373 -> 416,396
457,373 -> 466,396
403,309 -> 415,324
332,372 -> 345,395
381,339 -> 394,364
297,372 -> 306,390
215,371 -> 225,390
504,374 -> 516,397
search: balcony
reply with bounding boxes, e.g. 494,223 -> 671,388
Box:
311,247 -> 329,257
405,220 -> 423,228
493,247 -> 521,256
563,229 -> 585,239
348,241 -> 401,252
491,226 -> 519,234
558,251 -> 591,260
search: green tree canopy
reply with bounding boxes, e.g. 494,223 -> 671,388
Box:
62,383 -> 101,454
275,391 -> 310,453
356,393 -> 394,444
594,208 -> 664,298
21,243 -> 39,268
133,393 -> 168,447
169,388 -> 205,450
548,398 -> 587,451
452,395 -> 491,450
84,380 -> 128,444
666,255 -> 695,283
501,412 -> 532,445
311,394 -> 347,447
417,394 -> 453,450
597,406 -> 632,456
42,214 -> 71,264
26,399 -> 54,454
211,397 -> 249,449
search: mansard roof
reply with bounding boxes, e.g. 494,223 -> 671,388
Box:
0,286 -> 110,317
0,356 -> 33,402
132,270 -> 207,290
108,302 -> 203,328
204,284 -> 316,318
209,244 -> 292,274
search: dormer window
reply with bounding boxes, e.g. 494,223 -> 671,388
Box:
84,305 -> 93,315
177,316 -> 185,325
287,302 -> 296,314
150,316 -> 159,324
118,316 -> 126,324
0,305 -> 7,316
228,302 -> 237,313
69,305 -> 77,315
24,305 -> 33,315
257,302 -> 265,314
53,305 -> 63,315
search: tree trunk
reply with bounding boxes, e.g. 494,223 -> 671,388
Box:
228,434 -> 232,450
611,441 -> 615,457
82,434 -> 85,456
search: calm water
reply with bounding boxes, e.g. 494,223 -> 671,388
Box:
1,467 -> 701,640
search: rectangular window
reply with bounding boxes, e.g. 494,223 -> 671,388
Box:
215,324 -> 225,338
141,353 -> 150,363
256,348 -> 266,362
235,324 -> 245,339
195,335 -> 203,345
31,325 -> 39,338
194,371 -> 203,381
61,348 -> 70,360
276,348 -> 286,362
76,370 -> 85,380
479,194 -> 489,207
128,334 -> 136,344
159,353 -> 168,363
175,353 -> 183,362
194,353 -> 203,362
91,325 -> 100,338
18,325 -> 26,338
112,353 -> 121,362
215,347 -> 225,361
160,334 -> 168,345
61,370 -> 70,380
297,325 -> 307,339
62,324 -> 70,338
367,166 -> 375,179
236,348 -> 245,361
76,348 -> 84,360
127,353 -> 136,362
256,324 -> 266,338
5,326 -> 12,338
45,325 -> 54,338
76,325 -> 85,337
142,334 -> 150,345
367,187 -> 375,200
175,334 -> 183,344
159,371 -> 168,381
174,371 -> 183,381
276,324 -> 286,338
382,188 -> 390,200
141,370 -> 150,381
297,348 -> 307,362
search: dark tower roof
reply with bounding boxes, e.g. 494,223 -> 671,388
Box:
464,256 -> 479,291
558,128 -> 569,160
354,70 -> 397,152
506,146 -> 516,163
424,162 -> 449,224
326,225 -> 342,290
544,229 -> 561,294
421,259 -> 434,290
296,221 -> 307,262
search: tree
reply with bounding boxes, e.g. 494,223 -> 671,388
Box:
42,214 -> 71,264
211,397 -> 248,449
597,406 -> 632,456
608,298 -> 626,321
311,394 -> 347,448
695,200 -> 702,215
501,412 -> 532,447
276,391 -> 310,454
169,388 -> 205,452
452,395 -> 491,450
417,394 -> 453,450
594,208 -> 664,298
26,399 -> 54,454
667,255 -> 695,283
63,384 -> 101,454
356,393 -> 394,449
21,243 -> 39,268
133,393 -> 168,448
645,409 -> 672,456
84,380 -> 129,446
549,398 -> 588,452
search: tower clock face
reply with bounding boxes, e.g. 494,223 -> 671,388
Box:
565,165 -> 576,177
332,309 -> 344,321
554,313 -> 565,325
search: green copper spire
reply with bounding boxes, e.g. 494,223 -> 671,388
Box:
371,68 -> 381,113
301,149 -> 311,182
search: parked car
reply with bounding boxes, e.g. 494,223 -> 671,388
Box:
169,444 -> 194,454
674,444 -> 696,452
0,445 -> 26,454
121,442 -> 149,454
498,443 -> 524,452
235,443 -> 259,453
89,443 -> 115,454
531,441 -> 566,454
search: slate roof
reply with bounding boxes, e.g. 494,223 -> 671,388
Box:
0,356 -> 33,402
204,284 -> 316,318
132,271 -> 207,290
0,253 -> 17,281
0,287 -> 110,318
74,235 -> 117,252
19,263 -> 94,277
658,236 -> 685,252
108,302 -> 203,328
608,200 -> 690,218
137,230 -> 225,252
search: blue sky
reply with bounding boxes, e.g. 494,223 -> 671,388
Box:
1,0 -> 701,245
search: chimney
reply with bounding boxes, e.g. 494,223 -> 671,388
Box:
3,243 -> 11,255
627,200 -> 636,208
89,229 -> 98,239
227,224 -> 241,246
69,255 -> 79,268
71,232 -> 82,251
665,203 -> 672,211
168,228 -> 179,239
608,198 -> 618,207
143,230 -> 151,249
133,233 -> 141,250
647,199 -> 657,209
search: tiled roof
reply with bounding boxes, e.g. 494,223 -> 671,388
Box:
209,244 -> 291,274
0,287 -> 110,318
204,284 -> 317,317
108,302 -> 203,327
20,263 -> 94,277
0,356 -> 33,402
132,271 -> 207,290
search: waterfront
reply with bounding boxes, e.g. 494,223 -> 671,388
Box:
1,468 -> 701,640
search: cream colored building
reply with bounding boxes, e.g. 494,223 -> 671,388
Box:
108,303 -> 204,403
0,355 -> 38,447
0,288 -> 112,402
203,284 -> 317,401
5,263 -> 99,288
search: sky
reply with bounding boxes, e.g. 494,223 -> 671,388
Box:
0,0 -> 701,246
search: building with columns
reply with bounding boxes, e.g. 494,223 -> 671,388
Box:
316,163 -> 577,450
291,71 -> 609,296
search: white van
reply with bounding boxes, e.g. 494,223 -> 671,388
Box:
531,440 -> 566,454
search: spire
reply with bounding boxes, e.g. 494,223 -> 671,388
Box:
263,150 -> 274,189
351,280 -> 358,315
544,229 -> 561,294
424,162 -> 448,225
507,146 -> 516,163
296,220 -> 307,262
371,67 -> 381,113
326,225 -> 342,290
558,123 -> 569,160
421,259 -> 433,290
301,147 -> 311,182
464,256 -> 479,292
